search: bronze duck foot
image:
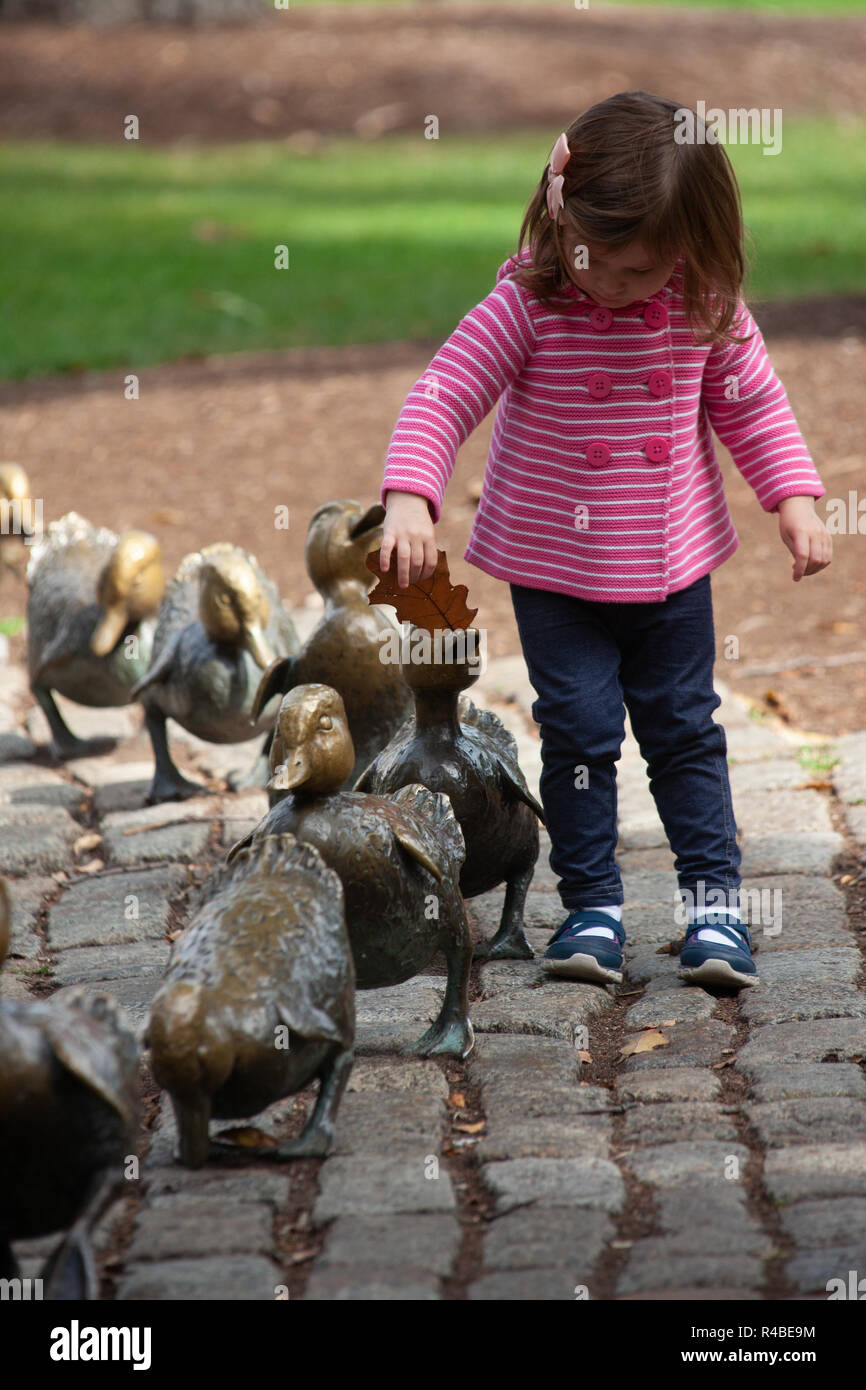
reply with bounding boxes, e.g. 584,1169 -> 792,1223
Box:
473,928 -> 535,961
406,1015 -> 475,1060
145,770 -> 212,806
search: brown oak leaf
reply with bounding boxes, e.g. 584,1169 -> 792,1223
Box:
619,1029 -> 669,1058
366,548 -> 478,633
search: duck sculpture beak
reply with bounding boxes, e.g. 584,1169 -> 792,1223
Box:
266,747 -> 311,794
90,602 -> 129,657
244,622 -> 275,671
348,502 -> 386,548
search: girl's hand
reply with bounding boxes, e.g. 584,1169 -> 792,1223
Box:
379,490 -> 438,589
777,496 -> 832,581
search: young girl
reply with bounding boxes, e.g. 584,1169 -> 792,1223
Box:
377,91 -> 831,991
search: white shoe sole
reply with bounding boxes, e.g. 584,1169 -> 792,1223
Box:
679,959 -> 758,988
541,952 -> 622,985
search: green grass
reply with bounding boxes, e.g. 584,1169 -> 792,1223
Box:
0,616 -> 25,636
1,117 -> 865,379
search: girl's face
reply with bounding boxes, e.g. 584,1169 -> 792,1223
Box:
561,234 -> 679,309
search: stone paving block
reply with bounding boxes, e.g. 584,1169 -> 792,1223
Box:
146,1166 -> 291,1209
481,1206 -> 613,1273
0,731 -> 35,762
616,1246 -> 764,1295
622,1102 -> 739,1147
617,1068 -> 722,1105
313,1157 -> 456,1222
78,762 -> 164,816
729,759 -> 814,796
147,1092 -> 294,1168
842,805 -> 866,844
763,1144 -> 866,1203
735,789 -> 836,836
470,890 -> 561,938
623,946 -> 681,990
477,1114 -> 612,1163
784,1246 -> 866,1295
737,1019 -> 866,1073
654,1184 -> 769,1254
3,873 -> 55,957
724,723 -> 800,761
303,1266 -> 441,1300
478,957 -> 547,995
118,1256 -> 283,1300
739,833 -> 845,878
740,981 -> 866,1026
0,761 -> 88,813
832,732 -> 866,804
750,1098 -> 866,1149
52,978 -> 158,1037
752,947 -> 861,986
625,1143 -> 750,1188
332,1090 -> 446,1157
779,1198 -> 866,1248
616,815 -> 668,852
27,696 -> 140,748
469,1269 -> 577,1300
621,1019 -> 736,1072
318,1214 -> 460,1278
470,977 -> 614,1045
48,865 -> 188,949
619,870 -> 680,907
355,978 -> 444,1027
747,1063 -> 866,1103
0,804 -> 82,875
51,939 -> 171,985
102,818 -> 212,866
625,988 -> 715,1029
345,1056 -> 448,1099
483,1157 -> 625,1216
126,1200 -> 274,1261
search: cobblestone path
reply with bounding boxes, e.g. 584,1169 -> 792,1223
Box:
3,613 -> 866,1301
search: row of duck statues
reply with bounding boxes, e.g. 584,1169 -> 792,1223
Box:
0,471 -> 547,1295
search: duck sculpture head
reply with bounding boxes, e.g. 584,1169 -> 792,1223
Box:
91,530 -> 164,656
305,500 -> 386,601
267,684 -> 356,797
199,548 -> 275,669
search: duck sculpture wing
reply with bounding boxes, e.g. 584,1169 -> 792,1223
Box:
459,699 -> 546,825
383,784 -> 466,882
43,990 -> 139,1130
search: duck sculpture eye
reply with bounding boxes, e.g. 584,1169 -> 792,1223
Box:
318,716 -> 333,730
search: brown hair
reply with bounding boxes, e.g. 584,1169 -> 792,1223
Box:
512,91 -> 754,347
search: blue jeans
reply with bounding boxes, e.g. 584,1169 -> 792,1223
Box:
510,575 -> 741,912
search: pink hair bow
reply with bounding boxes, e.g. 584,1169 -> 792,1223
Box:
546,132 -> 571,222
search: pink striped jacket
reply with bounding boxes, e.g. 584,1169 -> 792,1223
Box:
381,248 -> 825,603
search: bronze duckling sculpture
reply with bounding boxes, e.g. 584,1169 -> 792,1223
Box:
0,881 -> 140,1297
26,512 -> 165,759
131,542 -> 298,804
356,628 -> 545,960
148,833 -> 354,1168
227,684 -> 473,1058
252,500 -> 413,796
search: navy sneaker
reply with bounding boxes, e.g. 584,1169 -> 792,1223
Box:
678,915 -> 758,989
542,910 -> 625,984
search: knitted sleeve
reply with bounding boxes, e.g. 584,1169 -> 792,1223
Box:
702,300 -> 825,512
380,277 -> 537,523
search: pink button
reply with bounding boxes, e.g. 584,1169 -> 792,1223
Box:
645,436 -> 671,463
589,306 -> 613,331
587,372 -> 612,400
647,369 -> 672,397
586,441 -> 611,467
644,301 -> 669,329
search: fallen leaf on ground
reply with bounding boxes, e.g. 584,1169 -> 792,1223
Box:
620,1029 -> 669,1057
660,1019 -> 678,1028
454,1121 -> 485,1134
79,859 -> 104,874
216,1126 -> 277,1148
73,832 -> 102,855
577,1049 -> 593,1063
713,1058 -> 736,1070
450,1092 -> 466,1108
